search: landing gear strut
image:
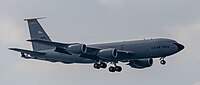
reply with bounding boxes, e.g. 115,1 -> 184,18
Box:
160,57 -> 166,65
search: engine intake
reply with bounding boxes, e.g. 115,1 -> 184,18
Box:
97,48 -> 118,60
128,58 -> 153,69
67,44 -> 87,54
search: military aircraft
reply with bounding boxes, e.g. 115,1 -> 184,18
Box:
9,18 -> 184,72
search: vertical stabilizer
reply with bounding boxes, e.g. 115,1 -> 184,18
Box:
24,17 -> 53,51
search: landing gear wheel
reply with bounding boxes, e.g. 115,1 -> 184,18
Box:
109,66 -> 115,72
115,66 -> 122,72
100,62 -> 107,69
160,60 -> 166,65
93,63 -> 100,69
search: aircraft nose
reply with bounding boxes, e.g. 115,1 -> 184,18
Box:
173,43 -> 184,52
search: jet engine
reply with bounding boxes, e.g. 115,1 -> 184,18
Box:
127,58 -> 153,69
67,44 -> 87,54
97,48 -> 118,60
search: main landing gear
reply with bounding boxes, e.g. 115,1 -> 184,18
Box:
109,66 -> 122,72
108,62 -> 122,72
93,62 -> 107,69
160,57 -> 166,65
93,62 -> 122,72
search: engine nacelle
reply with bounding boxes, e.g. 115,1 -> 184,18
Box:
97,48 -> 118,60
67,44 -> 87,54
128,58 -> 153,69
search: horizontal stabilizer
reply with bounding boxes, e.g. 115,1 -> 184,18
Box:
24,17 -> 46,21
9,48 -> 46,56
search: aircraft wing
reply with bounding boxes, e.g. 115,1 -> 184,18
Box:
9,48 -> 46,56
27,39 -> 135,60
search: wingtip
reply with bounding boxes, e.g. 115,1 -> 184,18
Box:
8,48 -> 13,50
8,48 -> 16,50
26,39 -> 41,42
26,39 -> 32,42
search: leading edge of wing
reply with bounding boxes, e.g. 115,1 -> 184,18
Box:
9,48 -> 46,56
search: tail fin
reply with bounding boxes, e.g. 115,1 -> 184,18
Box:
24,17 -> 54,51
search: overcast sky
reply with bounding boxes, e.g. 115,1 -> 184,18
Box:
0,0 -> 200,85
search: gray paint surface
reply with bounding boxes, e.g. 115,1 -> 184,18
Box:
0,0 -> 200,85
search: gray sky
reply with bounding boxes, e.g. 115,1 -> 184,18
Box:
0,0 -> 200,85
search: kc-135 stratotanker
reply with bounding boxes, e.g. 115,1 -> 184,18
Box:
9,18 -> 184,72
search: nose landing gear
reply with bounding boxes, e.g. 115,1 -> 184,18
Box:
160,57 -> 166,65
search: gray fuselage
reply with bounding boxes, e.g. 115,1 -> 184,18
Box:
37,38 -> 183,64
